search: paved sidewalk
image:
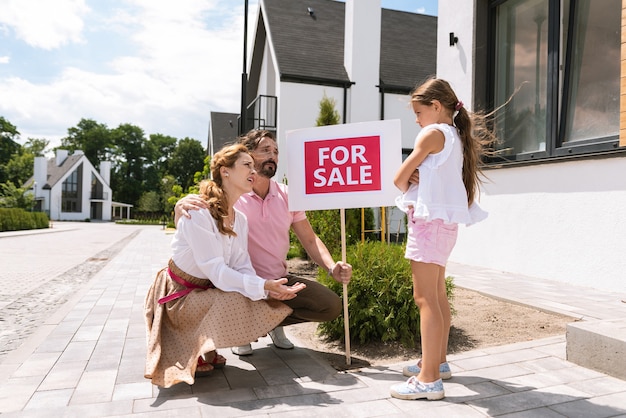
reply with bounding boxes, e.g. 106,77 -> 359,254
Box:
1,223 -> 626,417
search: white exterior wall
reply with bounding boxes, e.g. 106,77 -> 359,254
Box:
274,82 -> 345,182
436,0 -> 474,108
344,0 -> 381,123
453,158 -> 626,293
384,93 -> 421,149
438,0 -> 626,293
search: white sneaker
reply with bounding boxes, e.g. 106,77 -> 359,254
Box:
268,327 -> 294,349
231,344 -> 253,356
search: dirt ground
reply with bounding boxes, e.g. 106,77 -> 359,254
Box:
285,258 -> 577,371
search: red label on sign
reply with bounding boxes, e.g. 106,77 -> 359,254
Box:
304,136 -> 381,194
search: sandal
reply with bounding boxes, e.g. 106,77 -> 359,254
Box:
195,357 -> 214,377
197,350 -> 227,373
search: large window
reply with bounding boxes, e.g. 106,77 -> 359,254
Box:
62,166 -> 82,212
490,0 -> 621,161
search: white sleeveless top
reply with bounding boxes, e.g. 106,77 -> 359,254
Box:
395,123 -> 487,226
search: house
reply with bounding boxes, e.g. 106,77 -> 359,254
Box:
27,149 -> 127,222
433,0 -> 626,293
232,0 -> 437,236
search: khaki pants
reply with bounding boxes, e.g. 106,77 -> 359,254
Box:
280,274 -> 342,326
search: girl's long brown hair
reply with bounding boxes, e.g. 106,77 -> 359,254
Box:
411,78 -> 497,204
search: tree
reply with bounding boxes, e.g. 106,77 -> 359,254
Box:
0,181 -> 34,209
110,123 -> 148,206
168,138 -> 206,191
137,191 -> 162,213
4,138 -> 50,187
315,93 -> 341,126
143,134 -> 178,194
0,116 -> 21,184
61,119 -> 112,168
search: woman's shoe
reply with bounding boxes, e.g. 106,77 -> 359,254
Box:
195,356 -> 214,376
204,351 -> 227,368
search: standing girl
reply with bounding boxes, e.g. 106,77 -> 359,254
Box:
390,78 -> 495,400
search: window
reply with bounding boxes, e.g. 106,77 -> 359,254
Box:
62,166 -> 82,212
490,0 -> 621,161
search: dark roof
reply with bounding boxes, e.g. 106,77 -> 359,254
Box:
45,154 -> 83,189
23,154 -> 83,189
210,112 -> 239,150
258,0 -> 436,92
380,8 -> 437,91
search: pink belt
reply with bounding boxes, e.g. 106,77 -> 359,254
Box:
158,268 -> 215,304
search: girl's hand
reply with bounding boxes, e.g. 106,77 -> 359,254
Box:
265,278 -> 306,300
408,169 -> 420,185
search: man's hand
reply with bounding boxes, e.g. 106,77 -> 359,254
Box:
174,194 -> 208,222
329,261 -> 352,285
265,278 -> 306,300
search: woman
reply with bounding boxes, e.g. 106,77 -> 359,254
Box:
144,144 -> 306,388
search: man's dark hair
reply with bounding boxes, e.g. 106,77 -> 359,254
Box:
237,129 -> 275,152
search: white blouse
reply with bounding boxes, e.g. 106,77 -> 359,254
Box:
395,123 -> 488,226
170,208 -> 268,301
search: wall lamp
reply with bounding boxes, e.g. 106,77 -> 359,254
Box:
449,32 -> 458,46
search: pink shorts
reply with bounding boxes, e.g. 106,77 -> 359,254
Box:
405,216 -> 458,267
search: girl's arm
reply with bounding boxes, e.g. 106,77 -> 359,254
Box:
393,129 -> 445,192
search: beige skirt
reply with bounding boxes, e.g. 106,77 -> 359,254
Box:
144,260 -> 292,388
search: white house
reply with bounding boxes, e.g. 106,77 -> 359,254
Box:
236,0 -> 436,237
434,0 -> 626,293
28,149 -> 116,221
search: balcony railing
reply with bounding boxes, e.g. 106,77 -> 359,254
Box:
239,95 -> 277,133
91,191 -> 109,200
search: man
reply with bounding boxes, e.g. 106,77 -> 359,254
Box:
176,130 -> 352,355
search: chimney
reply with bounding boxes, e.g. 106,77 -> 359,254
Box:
344,0 -> 381,123
34,156 -> 47,196
56,149 -> 69,166
99,161 -> 111,185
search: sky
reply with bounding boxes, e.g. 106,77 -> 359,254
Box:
0,0 -> 437,151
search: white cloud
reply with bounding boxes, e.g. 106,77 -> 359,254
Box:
0,0 -> 259,149
0,0 -> 89,49
0,56 -> 9,64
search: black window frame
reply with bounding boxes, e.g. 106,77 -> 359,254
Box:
484,0 -> 623,165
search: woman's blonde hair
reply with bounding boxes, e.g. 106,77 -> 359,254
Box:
411,78 -> 497,204
198,143 -> 250,236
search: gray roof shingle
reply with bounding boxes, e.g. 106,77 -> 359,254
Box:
260,0 -> 436,92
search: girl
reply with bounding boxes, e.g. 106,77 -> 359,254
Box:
390,78 -> 495,400
144,144 -> 306,388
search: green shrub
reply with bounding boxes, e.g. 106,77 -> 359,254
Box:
0,208 -> 49,231
317,240 -> 455,348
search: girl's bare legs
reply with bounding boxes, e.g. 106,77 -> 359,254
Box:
437,266 -> 451,365
411,260 -> 445,383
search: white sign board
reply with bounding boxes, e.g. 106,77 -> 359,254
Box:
286,119 -> 402,211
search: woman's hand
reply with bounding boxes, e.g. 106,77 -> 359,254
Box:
174,194 -> 208,223
329,261 -> 352,285
264,278 -> 306,300
408,169 -> 420,185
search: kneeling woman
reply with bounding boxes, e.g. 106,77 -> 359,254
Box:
144,144 -> 305,388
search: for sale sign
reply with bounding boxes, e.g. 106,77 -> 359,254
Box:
287,120 -> 401,211
305,136 -> 381,194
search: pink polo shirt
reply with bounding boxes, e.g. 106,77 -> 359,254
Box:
234,180 -> 306,280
